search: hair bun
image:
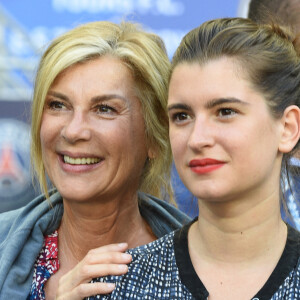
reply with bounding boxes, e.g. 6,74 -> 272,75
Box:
270,23 -> 293,41
292,33 -> 300,56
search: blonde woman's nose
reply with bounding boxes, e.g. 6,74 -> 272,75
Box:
61,111 -> 91,143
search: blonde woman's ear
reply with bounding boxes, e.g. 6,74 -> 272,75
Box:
278,105 -> 300,153
147,148 -> 156,159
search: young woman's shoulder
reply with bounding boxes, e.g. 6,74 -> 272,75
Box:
270,225 -> 300,299
88,229 -> 194,300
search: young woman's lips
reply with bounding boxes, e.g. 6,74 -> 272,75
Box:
58,153 -> 104,173
189,158 -> 225,174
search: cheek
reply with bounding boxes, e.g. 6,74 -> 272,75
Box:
39,115 -> 60,157
39,122 -> 48,152
40,119 -> 52,148
39,122 -> 54,180
40,127 -> 52,171
110,119 -> 147,157
228,123 -> 279,167
128,114 -> 148,150
169,129 -> 186,159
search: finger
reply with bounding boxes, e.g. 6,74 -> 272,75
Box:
80,263 -> 129,281
57,246 -> 132,290
75,282 -> 116,298
56,282 -> 116,300
90,243 -> 129,254
65,252 -> 131,287
83,251 -> 132,265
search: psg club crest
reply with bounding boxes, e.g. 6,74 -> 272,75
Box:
0,119 -> 37,212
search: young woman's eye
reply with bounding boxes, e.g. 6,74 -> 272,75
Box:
96,104 -> 116,114
217,108 -> 237,118
170,112 -> 190,123
47,100 -> 66,110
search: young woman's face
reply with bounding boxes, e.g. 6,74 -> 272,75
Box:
168,57 -> 284,203
40,56 -> 150,203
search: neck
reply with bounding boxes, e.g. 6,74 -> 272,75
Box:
58,193 -> 155,263
190,191 -> 287,264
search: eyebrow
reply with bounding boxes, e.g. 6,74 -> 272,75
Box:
47,91 -> 68,101
167,103 -> 192,112
90,94 -> 128,104
47,91 -> 128,103
205,97 -> 249,109
167,97 -> 249,111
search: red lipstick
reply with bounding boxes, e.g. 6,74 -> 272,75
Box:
189,158 -> 225,174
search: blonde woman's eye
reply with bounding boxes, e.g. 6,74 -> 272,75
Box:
96,104 -> 116,114
48,100 -> 66,110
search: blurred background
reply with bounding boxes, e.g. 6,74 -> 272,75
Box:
0,0 -> 249,213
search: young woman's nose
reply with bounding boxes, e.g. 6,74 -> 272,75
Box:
187,116 -> 215,151
61,111 -> 91,143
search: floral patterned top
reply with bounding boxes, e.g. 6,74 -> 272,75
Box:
27,230 -> 59,300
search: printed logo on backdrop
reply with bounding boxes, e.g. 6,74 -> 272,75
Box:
52,0 -> 184,16
29,0 -> 186,58
0,119 -> 36,212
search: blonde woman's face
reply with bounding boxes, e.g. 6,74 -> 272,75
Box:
40,56 -> 150,203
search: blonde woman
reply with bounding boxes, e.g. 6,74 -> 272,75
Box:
0,21 -> 190,299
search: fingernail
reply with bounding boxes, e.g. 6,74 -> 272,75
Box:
118,243 -> 127,248
121,253 -> 132,259
106,283 -> 115,289
118,264 -> 128,271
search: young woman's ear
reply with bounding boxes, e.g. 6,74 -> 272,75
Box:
278,105 -> 300,153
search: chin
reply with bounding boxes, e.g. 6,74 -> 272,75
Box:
191,189 -> 229,203
57,188 -> 91,203
188,180 -> 231,200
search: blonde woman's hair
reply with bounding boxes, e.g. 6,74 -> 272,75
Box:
31,21 -> 173,201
